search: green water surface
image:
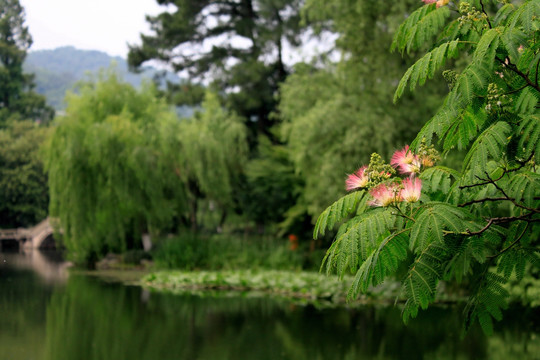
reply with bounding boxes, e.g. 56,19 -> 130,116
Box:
1,251 -> 538,360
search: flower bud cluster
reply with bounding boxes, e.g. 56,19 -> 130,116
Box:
485,83 -> 512,114
442,70 -> 458,90
458,2 -> 488,29
417,139 -> 440,168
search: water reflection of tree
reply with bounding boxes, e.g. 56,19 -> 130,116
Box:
0,265 -> 53,359
43,275 -> 540,360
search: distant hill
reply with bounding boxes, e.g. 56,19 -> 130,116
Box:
24,46 -> 181,110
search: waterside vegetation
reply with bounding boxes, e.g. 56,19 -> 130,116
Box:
0,0 -> 538,337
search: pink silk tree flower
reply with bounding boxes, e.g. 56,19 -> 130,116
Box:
422,0 -> 448,8
391,145 -> 421,176
368,183 -> 401,207
401,178 -> 422,203
346,166 -> 369,191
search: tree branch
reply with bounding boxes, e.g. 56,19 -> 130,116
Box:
478,0 -> 492,29
458,197 -> 508,207
488,223 -> 529,259
496,57 -> 540,93
459,153 -> 535,190
484,172 -> 540,213
466,218 -> 494,236
464,213 -> 539,236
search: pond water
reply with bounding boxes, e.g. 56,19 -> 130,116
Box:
1,250 -> 539,360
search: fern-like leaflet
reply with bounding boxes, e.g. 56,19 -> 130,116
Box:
322,209 -> 394,276
394,40 -> 460,102
314,190 -> 366,238
516,115 -> 540,163
464,271 -> 509,335
392,4 -> 451,54
462,122 -> 512,181
349,230 -> 409,298
402,241 -> 450,322
410,202 -> 470,252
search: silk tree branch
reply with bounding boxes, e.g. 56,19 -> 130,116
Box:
488,223 -> 530,259
496,57 -> 540,93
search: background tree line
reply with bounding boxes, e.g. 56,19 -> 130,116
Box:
3,0 -> 444,265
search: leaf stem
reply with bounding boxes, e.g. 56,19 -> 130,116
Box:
392,204 -> 416,222
487,223 -> 529,259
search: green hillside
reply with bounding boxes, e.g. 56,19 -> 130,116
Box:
24,46 -> 180,110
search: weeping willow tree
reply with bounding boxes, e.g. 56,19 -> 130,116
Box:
46,73 -> 185,265
46,76 -> 248,264
317,0 -> 540,334
176,90 -> 248,230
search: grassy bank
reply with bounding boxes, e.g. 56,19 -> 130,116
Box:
141,270 -> 403,307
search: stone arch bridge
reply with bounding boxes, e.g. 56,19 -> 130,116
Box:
0,218 -> 56,250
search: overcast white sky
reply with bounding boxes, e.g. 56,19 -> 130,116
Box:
18,0 -> 336,65
19,0 -> 166,58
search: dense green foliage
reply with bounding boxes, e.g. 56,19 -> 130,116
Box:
176,91 -> 247,230
45,73 -> 249,265
0,120 -> 49,227
0,1 -> 51,230
279,0 -> 446,225
46,73 -> 185,264
317,0 -> 540,334
0,0 -> 53,123
241,137 -> 304,232
128,0 -> 305,139
152,233 -> 322,271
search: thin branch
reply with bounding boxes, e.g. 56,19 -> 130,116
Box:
496,57 -> 540,93
486,171 -> 540,213
464,213 -> 539,236
503,83 -> 529,96
479,0 -> 492,29
458,197 -> 508,207
491,213 -> 540,224
488,223 -> 529,259
466,218 -> 495,236
459,153 -> 534,190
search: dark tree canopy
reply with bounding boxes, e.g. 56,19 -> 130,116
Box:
0,121 -> 49,228
128,0 -> 304,137
0,0 -> 53,123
